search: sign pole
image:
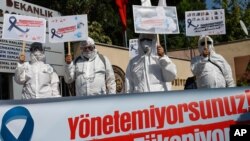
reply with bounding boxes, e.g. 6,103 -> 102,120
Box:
157,34 -> 160,45
205,35 -> 207,49
22,41 -> 26,54
68,42 -> 71,55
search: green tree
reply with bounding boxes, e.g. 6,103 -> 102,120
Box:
89,21 -> 112,44
212,0 -> 250,42
166,0 -> 205,50
24,0 -> 249,48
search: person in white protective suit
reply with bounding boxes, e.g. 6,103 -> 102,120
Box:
64,37 -> 116,96
191,35 -> 235,88
14,42 -> 61,99
125,34 -> 177,93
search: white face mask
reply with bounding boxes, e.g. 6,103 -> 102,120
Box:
30,51 -> 45,63
81,51 -> 94,59
199,42 -> 213,57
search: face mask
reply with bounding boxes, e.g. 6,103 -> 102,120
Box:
81,50 -> 95,59
140,39 -> 153,53
30,51 -> 45,63
199,43 -> 213,55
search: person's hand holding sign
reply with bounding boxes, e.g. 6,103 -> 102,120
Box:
65,54 -> 72,64
19,53 -> 26,64
157,45 -> 165,58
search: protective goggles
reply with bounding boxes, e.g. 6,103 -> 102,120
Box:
200,41 -> 212,46
30,45 -> 44,53
140,38 -> 152,42
81,45 -> 94,51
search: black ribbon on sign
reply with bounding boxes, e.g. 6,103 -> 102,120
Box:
8,16 -> 30,33
187,19 -> 198,28
51,28 -> 63,39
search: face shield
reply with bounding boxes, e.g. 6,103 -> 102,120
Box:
29,42 -> 45,63
198,35 -> 214,56
80,37 -> 96,59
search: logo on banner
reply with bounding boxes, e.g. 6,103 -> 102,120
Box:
51,28 -> 63,39
8,16 -> 30,33
0,106 -> 34,141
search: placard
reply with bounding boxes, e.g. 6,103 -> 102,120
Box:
2,14 -> 46,43
133,5 -> 179,34
185,9 -> 226,36
48,15 -> 88,43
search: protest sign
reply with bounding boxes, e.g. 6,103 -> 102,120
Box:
185,9 -> 226,36
129,39 -> 138,59
133,5 -> 179,34
48,15 -> 88,43
2,14 -> 46,43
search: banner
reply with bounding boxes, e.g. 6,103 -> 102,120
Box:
2,14 -> 46,43
48,15 -> 88,43
185,9 -> 226,36
0,87 -> 250,141
133,5 -> 179,34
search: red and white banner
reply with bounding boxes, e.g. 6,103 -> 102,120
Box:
0,87 -> 250,141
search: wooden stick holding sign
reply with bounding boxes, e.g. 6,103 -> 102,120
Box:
22,41 -> 26,54
157,34 -> 160,45
205,35 -> 207,49
68,42 -> 71,55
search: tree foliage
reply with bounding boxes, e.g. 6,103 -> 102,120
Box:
212,0 -> 250,42
24,0 -> 249,49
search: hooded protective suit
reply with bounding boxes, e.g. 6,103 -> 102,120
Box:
64,37 -> 116,96
191,35 -> 235,88
125,34 -> 177,93
14,42 -> 61,99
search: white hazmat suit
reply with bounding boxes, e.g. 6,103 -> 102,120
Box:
125,34 -> 177,93
64,37 -> 116,96
191,35 -> 235,88
15,42 -> 61,99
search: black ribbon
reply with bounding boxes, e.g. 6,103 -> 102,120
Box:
8,16 -> 29,33
187,19 -> 198,28
51,28 -> 63,39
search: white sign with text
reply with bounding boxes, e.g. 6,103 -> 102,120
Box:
2,14 -> 46,43
185,9 -> 226,36
133,5 -> 179,34
48,15 -> 88,43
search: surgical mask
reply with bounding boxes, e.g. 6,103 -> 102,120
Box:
81,51 -> 95,59
30,51 -> 45,63
81,46 -> 95,59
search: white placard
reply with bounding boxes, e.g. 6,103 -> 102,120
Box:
185,9 -> 226,36
2,14 -> 46,43
133,5 -> 179,34
48,15 -> 88,43
129,39 -> 138,59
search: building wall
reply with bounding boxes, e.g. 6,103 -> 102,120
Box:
215,39 -> 250,81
